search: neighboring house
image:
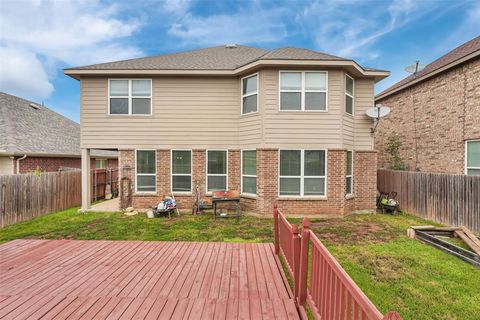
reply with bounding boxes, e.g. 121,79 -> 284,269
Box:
375,36 -> 480,175
0,92 -> 118,175
65,45 -> 389,214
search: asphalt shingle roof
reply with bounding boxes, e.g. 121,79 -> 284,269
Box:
67,45 -> 384,72
377,36 -> 480,98
0,92 -> 116,158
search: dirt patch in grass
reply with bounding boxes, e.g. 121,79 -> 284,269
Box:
309,218 -> 398,245
354,251 -> 413,283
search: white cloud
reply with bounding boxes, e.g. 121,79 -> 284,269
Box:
0,0 -> 143,100
0,45 -> 54,98
168,6 -> 288,46
299,0 -> 456,62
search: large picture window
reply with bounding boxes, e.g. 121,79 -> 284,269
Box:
136,150 -> 156,193
345,74 -> 354,115
280,71 -> 327,111
242,150 -> 256,194
172,150 -> 192,192
466,140 -> 480,176
346,151 -> 353,195
109,79 -> 152,115
279,150 -> 326,196
241,74 -> 258,114
207,150 -> 227,192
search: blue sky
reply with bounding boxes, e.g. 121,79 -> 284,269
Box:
1,0 -> 479,122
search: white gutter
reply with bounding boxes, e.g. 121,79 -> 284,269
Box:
16,154 -> 27,174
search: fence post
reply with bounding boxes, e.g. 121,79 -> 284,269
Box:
292,224 -> 301,298
297,217 -> 310,306
273,204 -> 279,254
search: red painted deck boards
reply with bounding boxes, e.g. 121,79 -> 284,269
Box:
0,240 -> 299,319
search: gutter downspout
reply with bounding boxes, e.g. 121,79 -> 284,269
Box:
16,155 -> 27,174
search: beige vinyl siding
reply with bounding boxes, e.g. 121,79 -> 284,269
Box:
80,70 -> 375,151
0,156 -> 14,175
262,68 -> 343,149
354,78 -> 375,150
81,76 -> 240,149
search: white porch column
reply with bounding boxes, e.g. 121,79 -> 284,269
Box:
81,148 -> 91,210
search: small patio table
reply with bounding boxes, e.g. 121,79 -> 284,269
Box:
212,190 -> 241,218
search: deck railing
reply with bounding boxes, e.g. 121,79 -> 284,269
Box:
274,206 -> 402,320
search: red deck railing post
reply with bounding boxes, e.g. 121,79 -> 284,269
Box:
273,204 -> 279,255
292,224 -> 301,297
297,217 -> 310,306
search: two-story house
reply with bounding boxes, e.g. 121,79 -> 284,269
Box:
65,45 -> 389,215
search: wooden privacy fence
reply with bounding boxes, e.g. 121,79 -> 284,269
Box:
274,206 -> 401,320
1,169 -> 119,227
378,169 -> 480,234
0,170 -> 81,227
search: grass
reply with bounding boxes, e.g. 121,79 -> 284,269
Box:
1,209 -> 479,319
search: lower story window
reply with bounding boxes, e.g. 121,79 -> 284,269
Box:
242,150 -> 256,194
95,159 -> 107,169
346,151 -> 353,195
207,150 -> 227,192
279,150 -> 326,196
172,150 -> 192,192
466,140 -> 480,176
136,150 -> 156,192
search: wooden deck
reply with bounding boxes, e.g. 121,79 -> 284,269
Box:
0,239 -> 300,319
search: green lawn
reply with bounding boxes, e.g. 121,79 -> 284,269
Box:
0,209 -> 479,320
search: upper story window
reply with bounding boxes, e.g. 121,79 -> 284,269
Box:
109,79 -> 152,115
466,140 -> 480,176
345,74 -> 354,115
241,74 -> 258,114
279,71 -> 327,111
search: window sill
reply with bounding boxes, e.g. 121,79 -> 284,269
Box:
134,192 -> 158,197
278,109 -> 328,113
241,111 -> 259,117
241,193 -> 257,199
344,112 -> 354,118
277,196 -> 328,201
172,192 -> 192,197
107,114 -> 153,118
345,194 -> 355,200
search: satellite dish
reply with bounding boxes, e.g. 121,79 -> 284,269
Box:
366,105 -> 391,119
405,60 -> 426,75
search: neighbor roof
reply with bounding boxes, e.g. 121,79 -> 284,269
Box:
0,92 -> 117,158
65,45 -> 385,73
377,36 -> 480,100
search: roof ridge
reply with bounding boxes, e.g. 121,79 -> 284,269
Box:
377,35 -> 480,98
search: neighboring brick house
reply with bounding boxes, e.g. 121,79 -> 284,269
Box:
65,45 -> 389,215
0,92 -> 118,175
375,36 -> 480,175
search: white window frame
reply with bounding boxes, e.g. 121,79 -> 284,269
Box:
465,139 -> 480,175
278,149 -> 328,197
95,159 -> 107,169
241,149 -> 257,195
206,149 -> 228,193
346,150 -> 353,196
108,79 -> 153,116
135,149 -> 156,194
278,71 -> 328,112
345,74 -> 354,115
171,149 -> 193,194
241,73 -> 259,115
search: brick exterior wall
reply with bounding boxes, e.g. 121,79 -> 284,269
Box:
12,156 -> 118,174
119,148 -> 377,215
375,57 -> 480,174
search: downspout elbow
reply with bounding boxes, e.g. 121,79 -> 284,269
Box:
16,154 -> 27,174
